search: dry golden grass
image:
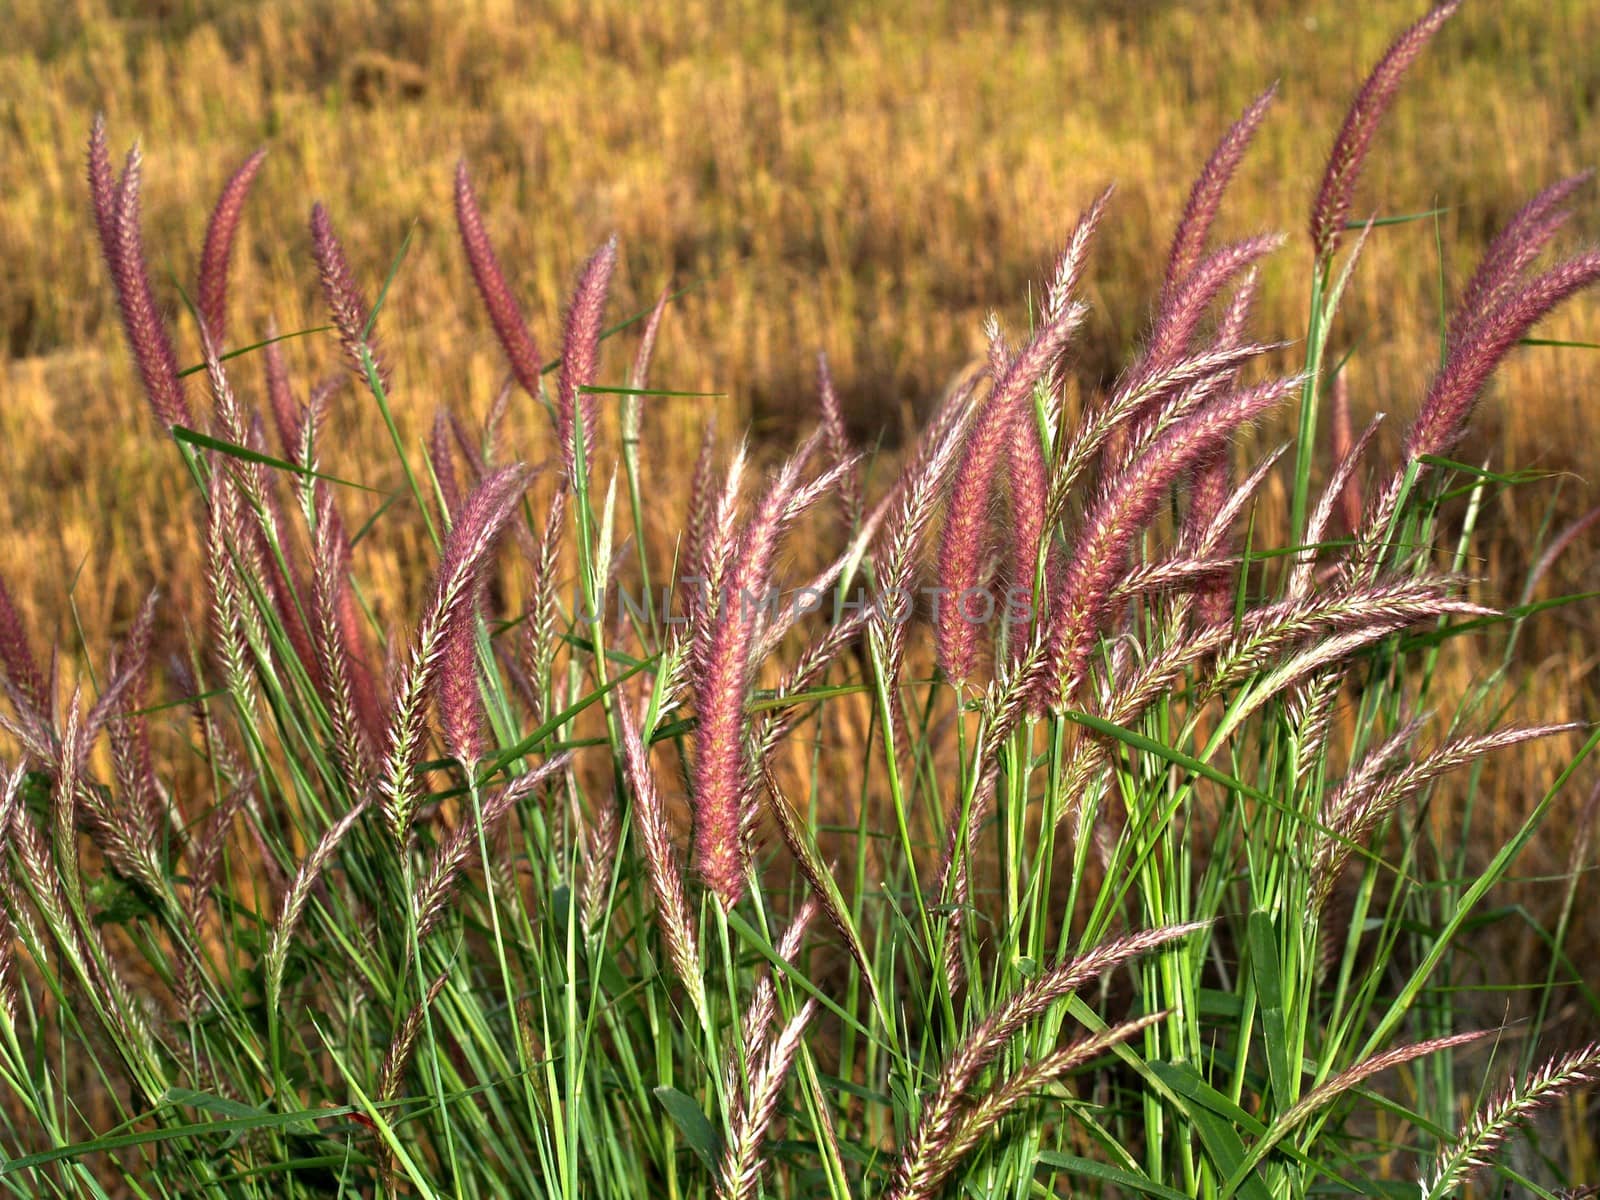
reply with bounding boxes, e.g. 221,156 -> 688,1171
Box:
2,0 -> 1597,961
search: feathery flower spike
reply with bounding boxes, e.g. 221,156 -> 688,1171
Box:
455,160 -> 545,399
936,300 -> 1086,683
197,148 -> 267,348
310,202 -> 390,389
1163,83 -> 1278,302
1310,1 -> 1460,261
556,236 -> 618,479
91,132 -> 190,428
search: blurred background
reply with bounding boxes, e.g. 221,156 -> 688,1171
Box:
2,0 -> 1598,973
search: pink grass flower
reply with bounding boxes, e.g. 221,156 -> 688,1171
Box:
455,160 -> 546,400
556,237 -> 619,479
310,202 -> 390,389
692,439 -> 820,906
197,148 -> 268,348
1405,249 -> 1600,463
380,464 -> 532,841
936,301 -> 1086,683
1042,375 -> 1300,708
1310,2 -> 1460,261
1162,83 -> 1278,303
89,127 -> 190,429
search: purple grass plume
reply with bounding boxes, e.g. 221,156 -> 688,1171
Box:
1310,1 -> 1460,262
1042,374 -> 1300,708
1162,83 -> 1277,303
0,577 -> 48,719
430,409 -> 463,520
692,436 -> 823,907
617,697 -> 704,1003
1328,371 -> 1365,536
310,202 -> 390,390
1006,379 -> 1051,623
412,754 -> 571,938
261,316 -> 303,457
936,298 -> 1086,684
1421,1040 -> 1600,1199
717,1000 -> 817,1200
197,148 -> 267,348
1143,234 -> 1283,381
556,236 -> 618,479
1179,266 -> 1263,625
1405,249 -> 1600,464
630,287 -> 670,393
1447,172 -> 1593,350
816,352 -> 863,527
455,160 -> 546,400
88,117 -> 190,429
310,488 -> 379,789
438,576 -> 488,766
380,464 -> 532,843
888,923 -> 1207,1200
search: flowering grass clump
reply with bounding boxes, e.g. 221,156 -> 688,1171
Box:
0,4 -> 1597,1197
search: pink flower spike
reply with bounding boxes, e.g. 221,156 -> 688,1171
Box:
1447,172 -> 1594,350
197,148 -> 268,349
1163,83 -> 1278,303
1144,234 -> 1283,379
692,436 -> 820,906
1310,2 -> 1460,262
381,463 -> 532,841
0,577 -> 47,718
261,316 -> 302,457
97,139 -> 190,429
556,236 -> 619,479
1043,375 -> 1300,708
936,300 -> 1086,684
816,352 -> 862,526
1405,249 -> 1600,464
310,202 -> 389,390
455,159 -> 546,400
87,114 -> 118,266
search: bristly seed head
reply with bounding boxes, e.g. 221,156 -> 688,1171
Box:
310,201 -> 390,390
197,148 -> 268,349
1163,83 -> 1277,304
556,235 -> 619,481
1310,1 -> 1460,262
89,125 -> 190,430
455,159 -> 546,401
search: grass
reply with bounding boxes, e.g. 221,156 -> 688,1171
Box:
4,5 -> 1598,946
1,1 -> 1599,1197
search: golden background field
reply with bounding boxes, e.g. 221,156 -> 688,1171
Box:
3,0 -> 1598,978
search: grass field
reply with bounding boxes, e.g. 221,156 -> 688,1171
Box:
6,0 -> 1598,948
1,2 -> 1598,1193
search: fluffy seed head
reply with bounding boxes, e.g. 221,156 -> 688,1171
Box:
380,464 -> 532,842
1163,83 -> 1277,301
98,140 -> 190,428
1310,1 -> 1460,260
0,577 -> 47,718
936,301 -> 1086,683
310,201 -> 389,389
618,698 -> 702,997
455,159 -> 545,399
1405,249 -> 1600,463
1448,173 -> 1592,349
197,148 -> 267,348
692,437 -> 821,905
1042,375 -> 1299,707
556,236 -> 618,479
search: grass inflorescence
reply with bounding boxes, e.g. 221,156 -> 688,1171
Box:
1,5 -> 1598,1197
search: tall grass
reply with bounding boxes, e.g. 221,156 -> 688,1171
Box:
1,4 -> 1597,1197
